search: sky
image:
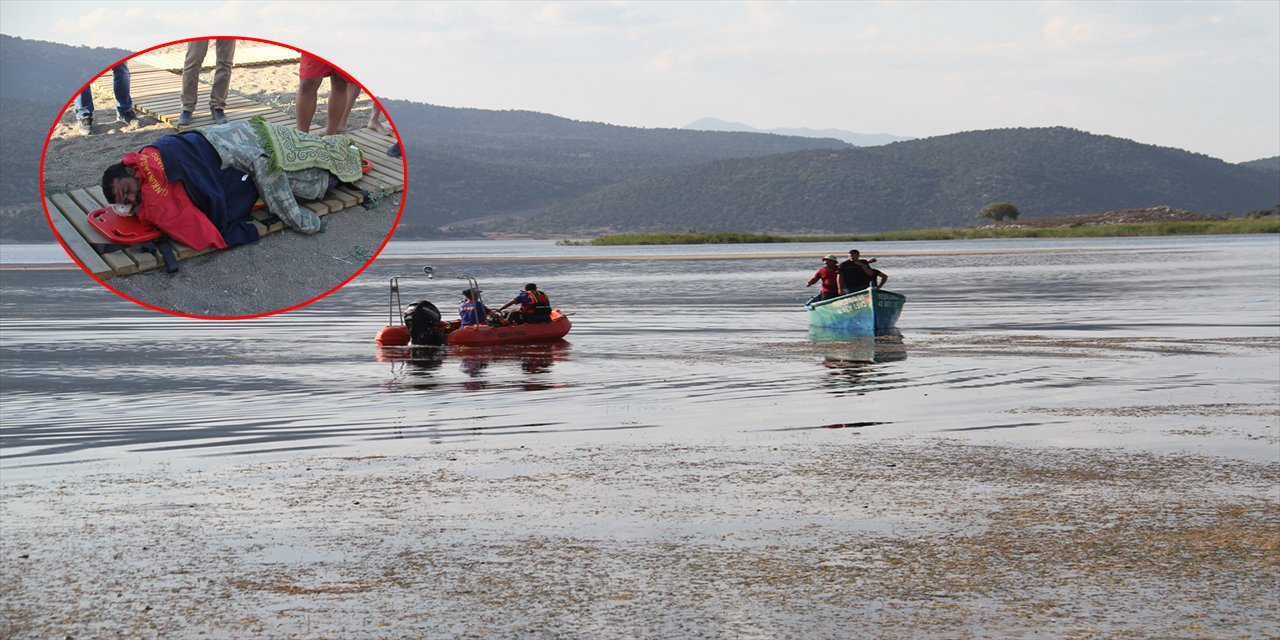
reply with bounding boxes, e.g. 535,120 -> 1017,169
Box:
2,0 -> 1277,163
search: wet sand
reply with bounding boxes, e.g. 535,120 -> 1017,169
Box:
2,440 -> 1276,638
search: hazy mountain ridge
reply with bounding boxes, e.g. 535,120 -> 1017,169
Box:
1238,156 -> 1280,174
513,127 -> 1279,234
684,117 -> 913,147
380,99 -> 852,234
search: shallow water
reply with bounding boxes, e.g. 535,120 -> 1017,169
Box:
2,235 -> 1277,474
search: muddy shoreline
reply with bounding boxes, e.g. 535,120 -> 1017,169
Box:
2,440 -> 1276,638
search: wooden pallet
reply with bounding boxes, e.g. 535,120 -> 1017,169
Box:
101,61 -> 292,132
46,181 -> 374,279
346,127 -> 407,195
65,61 -> 405,278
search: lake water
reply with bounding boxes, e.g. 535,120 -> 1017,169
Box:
2,235 -> 1278,476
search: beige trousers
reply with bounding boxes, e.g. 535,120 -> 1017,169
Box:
181,39 -> 236,111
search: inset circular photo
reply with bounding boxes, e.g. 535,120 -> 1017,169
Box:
40,36 -> 406,319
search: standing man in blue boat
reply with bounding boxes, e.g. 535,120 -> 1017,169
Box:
458,288 -> 491,327
806,255 -> 843,303
839,249 -> 888,294
494,283 -> 553,324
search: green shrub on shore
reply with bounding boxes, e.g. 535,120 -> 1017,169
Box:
559,219 -> 1280,246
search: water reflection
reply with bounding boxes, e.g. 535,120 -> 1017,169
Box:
809,328 -> 909,395
809,327 -> 909,364
379,341 -> 571,393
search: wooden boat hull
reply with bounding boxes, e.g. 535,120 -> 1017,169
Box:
805,288 -> 905,336
445,311 -> 572,346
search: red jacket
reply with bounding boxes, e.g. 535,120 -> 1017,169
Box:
123,147 -> 227,251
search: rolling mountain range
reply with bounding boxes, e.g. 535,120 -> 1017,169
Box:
516,127 -> 1279,234
1,34 -> 1276,241
683,117 -> 912,147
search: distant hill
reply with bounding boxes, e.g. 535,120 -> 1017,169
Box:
1239,156 -> 1280,175
516,127 -> 1280,234
380,100 -> 851,235
685,117 -> 912,147
0,35 -> 131,240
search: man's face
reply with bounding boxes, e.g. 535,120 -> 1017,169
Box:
110,176 -> 141,206
849,251 -> 860,261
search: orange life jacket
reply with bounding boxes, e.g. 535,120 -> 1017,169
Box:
521,290 -> 551,315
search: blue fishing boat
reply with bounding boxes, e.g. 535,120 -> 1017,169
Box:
805,288 -> 906,336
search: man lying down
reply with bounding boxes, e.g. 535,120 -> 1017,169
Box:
100,116 -> 365,251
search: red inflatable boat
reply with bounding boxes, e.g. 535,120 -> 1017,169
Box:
375,269 -> 572,347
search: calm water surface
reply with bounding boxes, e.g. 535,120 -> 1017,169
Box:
2,235 -> 1277,475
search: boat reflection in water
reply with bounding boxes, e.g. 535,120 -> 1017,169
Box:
377,341 -> 571,392
809,327 -> 908,396
809,327 -> 908,364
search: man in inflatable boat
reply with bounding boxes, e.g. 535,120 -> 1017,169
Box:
100,116 -> 364,252
493,283 -> 552,324
458,288 -> 490,328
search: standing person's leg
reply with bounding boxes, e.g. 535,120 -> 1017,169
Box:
208,39 -> 236,123
324,74 -> 353,136
180,40 -> 210,125
366,107 -> 391,135
111,63 -> 135,125
296,54 -> 329,133
336,84 -> 361,132
73,85 -> 94,134
296,76 -> 323,132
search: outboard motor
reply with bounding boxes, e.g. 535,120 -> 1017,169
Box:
404,299 -> 446,346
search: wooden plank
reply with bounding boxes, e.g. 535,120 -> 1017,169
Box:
347,131 -> 406,189
328,186 -> 360,208
44,195 -> 114,278
319,192 -> 346,212
259,111 -> 295,125
250,209 -> 284,234
302,200 -> 332,217
359,164 -> 404,193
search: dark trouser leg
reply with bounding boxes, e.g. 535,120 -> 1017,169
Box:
111,64 -> 133,116
74,86 -> 93,119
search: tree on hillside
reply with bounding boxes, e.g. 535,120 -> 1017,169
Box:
977,202 -> 1020,222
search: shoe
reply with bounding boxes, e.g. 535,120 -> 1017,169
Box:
177,110 -> 193,126
117,111 -> 137,127
77,116 -> 93,135
211,108 -> 227,124
386,142 -> 401,157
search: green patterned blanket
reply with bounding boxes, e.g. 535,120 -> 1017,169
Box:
250,116 -> 364,183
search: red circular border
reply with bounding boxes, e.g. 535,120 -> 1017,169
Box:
39,35 -> 408,321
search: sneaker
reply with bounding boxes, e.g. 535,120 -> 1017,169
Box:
211,108 -> 227,124
77,116 -> 93,135
177,110 -> 193,126
117,110 -> 137,127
